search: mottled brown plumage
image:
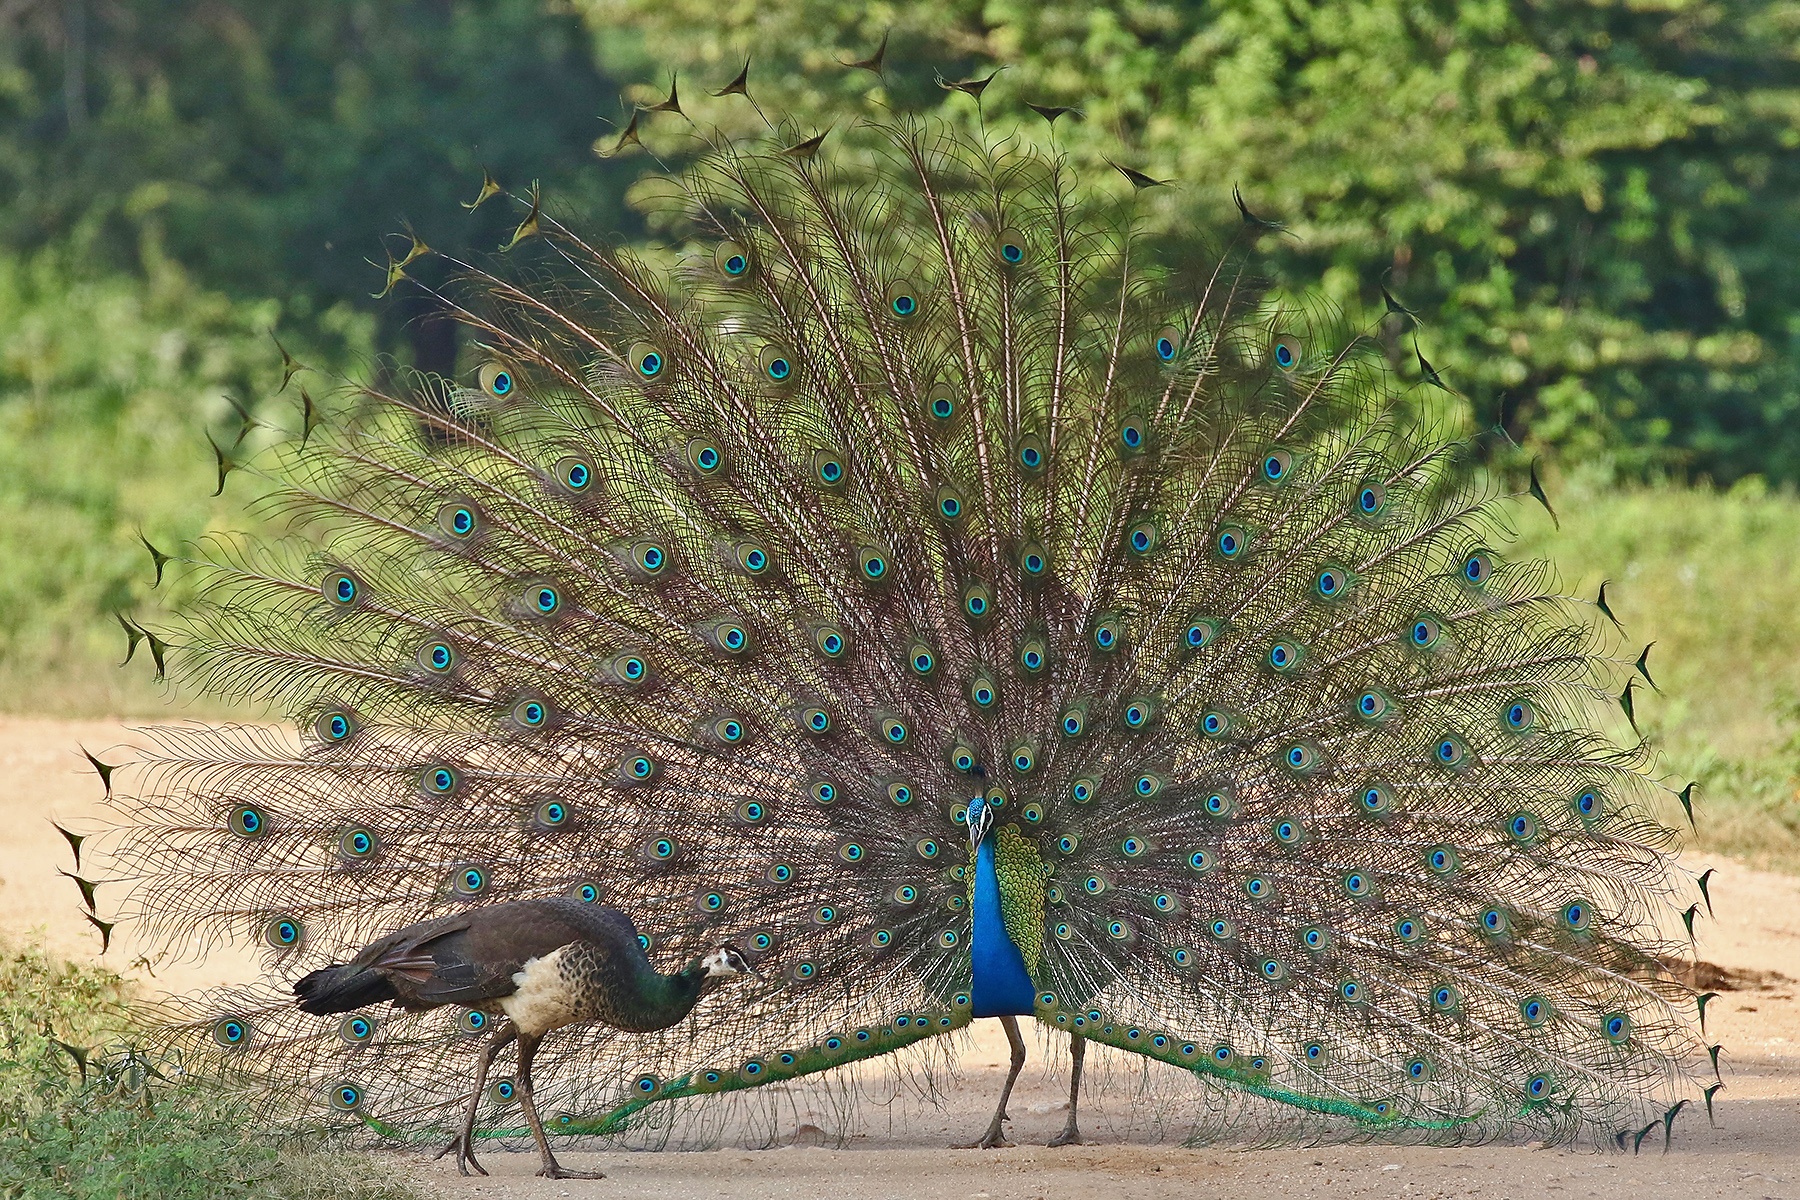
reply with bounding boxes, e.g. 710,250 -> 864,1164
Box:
295,898 -> 749,1178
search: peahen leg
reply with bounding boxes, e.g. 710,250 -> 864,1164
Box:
957,1014 -> 1026,1149
1046,1032 -> 1086,1147
434,1019 -> 517,1176
515,1031 -> 605,1180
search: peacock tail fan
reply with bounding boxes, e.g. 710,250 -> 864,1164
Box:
100,113 -> 1707,1148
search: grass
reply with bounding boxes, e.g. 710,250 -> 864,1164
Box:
0,942 -> 417,1200
1518,472 -> 1800,873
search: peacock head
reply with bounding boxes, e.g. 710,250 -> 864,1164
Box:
966,786 -> 995,855
700,944 -> 756,980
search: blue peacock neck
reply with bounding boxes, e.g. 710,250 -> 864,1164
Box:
967,794 -> 1041,1018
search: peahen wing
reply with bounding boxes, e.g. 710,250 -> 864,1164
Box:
100,115 -> 1704,1146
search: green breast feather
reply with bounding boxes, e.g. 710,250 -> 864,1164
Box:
988,824 -> 1051,978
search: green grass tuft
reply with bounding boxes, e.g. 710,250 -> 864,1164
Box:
0,943 -> 418,1200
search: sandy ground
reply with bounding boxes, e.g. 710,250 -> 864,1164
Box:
3,713 -> 1798,1199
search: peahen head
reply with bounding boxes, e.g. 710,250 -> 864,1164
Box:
700,944 -> 756,980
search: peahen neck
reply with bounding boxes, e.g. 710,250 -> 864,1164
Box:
970,836 -> 1038,1018
610,953 -> 711,1032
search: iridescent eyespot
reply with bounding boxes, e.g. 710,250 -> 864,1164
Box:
1134,773 -> 1163,798
1304,1041 -> 1325,1062
1184,617 -> 1221,649
1093,615 -> 1124,652
624,754 -> 658,783
1431,985 -> 1460,1012
881,716 -> 909,744
759,344 -> 794,384
735,800 -> 765,824
885,280 -> 920,319
1118,415 -> 1147,453
553,456 -> 593,493
935,485 -> 966,522
687,438 -> 726,477
1216,525 -> 1248,559
213,1018 -> 250,1047
459,1010 -> 489,1033
1409,616 -> 1444,648
1359,782 -> 1394,815
339,1016 -> 374,1045
950,743 -> 978,772
1503,699 -> 1536,732
1521,997 -> 1549,1025
627,341 -> 665,379
1122,697 -> 1156,729
1011,745 -> 1035,773
698,892 -> 725,912
716,240 -> 752,278
1406,1057 -> 1433,1081
856,546 -> 888,582
1603,1012 -> 1631,1043
1315,566 -> 1347,598
1209,918 -> 1236,940
1019,542 -> 1049,577
1127,520 -> 1158,554
1203,789 -> 1234,817
1120,836 -> 1146,858
1282,742 -> 1321,773
713,715 -> 747,745
997,227 -> 1026,265
1342,871 -> 1372,897
1425,844 -> 1460,875
1070,778 -> 1097,804
230,805 -> 269,839
420,765 -> 460,796
454,866 -> 487,895
340,827 -> 377,859
265,916 -> 303,948
436,499 -> 480,539
1505,811 -> 1539,844
1433,734 -> 1469,769
1462,549 -> 1494,587
1480,907 -> 1510,936
1061,707 -> 1087,738
1561,899 -> 1594,931
1356,689 -> 1392,721
1338,979 -> 1364,1003
572,882 -> 601,903
767,863 -> 793,883
810,779 -> 838,805
1356,480 -> 1388,518
1267,641 -> 1301,672
479,361 -> 515,399
1300,925 -> 1329,951
813,625 -> 848,659
1525,1073 -> 1552,1100
1155,325 -> 1181,362
962,581 -> 992,621
1019,636 -> 1047,673
1572,787 -> 1603,822
969,674 -> 998,708
800,706 -> 832,734
928,385 -> 957,421
1187,849 -> 1215,873
1262,449 -> 1293,482
1056,834 -> 1080,855
323,570 -> 362,609
534,798 -> 570,829
1273,820 -> 1303,845
1016,434 -> 1047,474
315,708 -> 358,744
893,884 -> 919,905
1244,876 -> 1272,899
1394,916 -> 1424,944
870,928 -> 893,948
329,1081 -> 365,1111
1271,335 -> 1301,371
886,781 -> 914,807
645,836 -> 677,860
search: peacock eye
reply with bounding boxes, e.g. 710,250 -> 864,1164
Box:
1155,325 -> 1181,362
885,280 -> 920,319
759,344 -> 794,384
996,227 -> 1026,265
479,361 -> 515,399
627,341 -> 665,379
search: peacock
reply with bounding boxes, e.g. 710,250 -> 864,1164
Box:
91,79 -> 1714,1163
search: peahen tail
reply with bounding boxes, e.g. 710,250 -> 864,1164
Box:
294,965 -> 398,1016
96,108 -> 1709,1147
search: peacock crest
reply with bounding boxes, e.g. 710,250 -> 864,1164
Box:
91,95 -> 1711,1152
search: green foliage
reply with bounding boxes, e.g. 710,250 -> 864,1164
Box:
0,0 -> 649,370
0,249 -> 325,715
1518,473 -> 1800,872
0,943 -> 417,1200
579,0 -> 1800,485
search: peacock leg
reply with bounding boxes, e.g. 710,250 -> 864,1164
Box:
1046,1032 -> 1085,1147
434,1020 -> 516,1176
516,1031 -> 605,1180
956,1014 -> 1026,1149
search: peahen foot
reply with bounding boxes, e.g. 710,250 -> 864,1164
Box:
432,1132 -> 487,1177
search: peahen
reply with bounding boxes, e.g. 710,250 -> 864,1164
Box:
94,92 -> 1711,1159
292,900 -> 752,1176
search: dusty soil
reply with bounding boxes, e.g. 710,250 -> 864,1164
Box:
4,714 -> 1797,1199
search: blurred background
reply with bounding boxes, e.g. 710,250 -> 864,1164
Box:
1,0 -> 1797,870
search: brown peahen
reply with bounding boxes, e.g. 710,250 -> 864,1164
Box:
291,900 -> 751,1176
92,78 -> 1715,1161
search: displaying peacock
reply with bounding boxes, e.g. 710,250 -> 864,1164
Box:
93,82 -> 1713,1162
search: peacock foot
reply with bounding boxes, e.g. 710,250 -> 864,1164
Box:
433,1132 -> 487,1177
955,1119 -> 1014,1149
1046,1124 -> 1084,1148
